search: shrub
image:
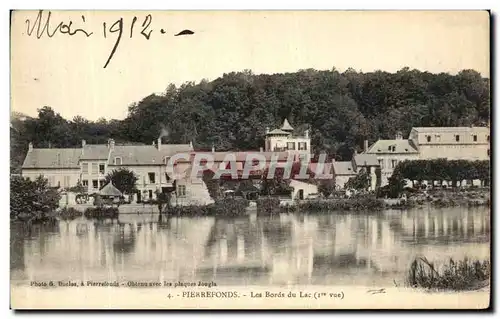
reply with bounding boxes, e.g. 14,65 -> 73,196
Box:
257,197 -> 281,216
58,207 -> 83,220
84,207 -> 119,219
406,257 -> 490,291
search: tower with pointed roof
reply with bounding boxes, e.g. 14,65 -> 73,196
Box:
264,118 -> 311,158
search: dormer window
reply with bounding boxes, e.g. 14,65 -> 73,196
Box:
164,157 -> 169,165
114,157 -> 122,165
426,136 -> 431,142
455,135 -> 460,142
473,135 -> 478,142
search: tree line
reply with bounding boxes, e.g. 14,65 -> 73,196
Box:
11,67 -> 490,173
392,159 -> 490,188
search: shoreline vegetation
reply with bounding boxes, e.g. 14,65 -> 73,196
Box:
406,257 -> 490,291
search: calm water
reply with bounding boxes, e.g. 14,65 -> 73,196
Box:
11,206 -> 490,287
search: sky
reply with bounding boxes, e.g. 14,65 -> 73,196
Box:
10,10 -> 490,121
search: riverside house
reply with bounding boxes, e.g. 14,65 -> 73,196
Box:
21,138 -> 213,206
364,126 -> 490,186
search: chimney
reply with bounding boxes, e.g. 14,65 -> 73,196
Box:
395,131 -> 403,140
364,140 -> 369,152
108,138 -> 115,150
211,144 -> 215,152
82,139 -> 86,148
265,127 -> 269,134
157,137 -> 161,150
304,129 -> 309,139
28,142 -> 33,152
48,142 -> 52,149
259,147 -> 263,152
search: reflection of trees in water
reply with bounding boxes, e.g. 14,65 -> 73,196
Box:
386,208 -> 490,245
112,223 -> 137,255
10,222 -> 26,271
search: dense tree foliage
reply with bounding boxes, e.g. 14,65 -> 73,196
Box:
11,68 -> 490,173
104,168 -> 139,195
345,169 -> 371,191
10,175 -> 61,221
393,159 -> 490,187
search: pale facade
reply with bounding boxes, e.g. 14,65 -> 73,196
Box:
264,119 -> 311,160
21,138 -> 213,206
365,126 -> 490,186
408,127 -> 490,160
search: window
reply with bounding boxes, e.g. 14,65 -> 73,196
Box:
148,172 -> 156,184
298,142 -> 307,151
114,157 -> 122,165
378,159 -> 384,169
473,135 -> 477,142
426,136 -> 431,142
82,180 -> 88,187
436,135 -> 441,142
391,159 -> 398,169
82,163 -> 89,174
148,190 -> 153,199
99,179 -> 106,188
99,164 -> 105,174
487,135 -> 490,142
63,176 -> 70,188
455,135 -> 460,142
92,180 -> 98,189
91,163 -> 98,174
487,149 -> 490,157
287,142 -> 296,150
165,173 -> 171,182
177,185 -> 187,197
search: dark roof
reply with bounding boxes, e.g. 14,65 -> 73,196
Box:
109,145 -> 163,165
332,161 -> 355,176
99,182 -> 122,197
22,148 -> 82,169
81,145 -> 110,160
366,139 -> 418,154
354,154 -> 379,167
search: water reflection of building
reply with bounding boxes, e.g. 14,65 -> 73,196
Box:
198,208 -> 490,285
12,207 -> 490,286
19,216 -> 215,283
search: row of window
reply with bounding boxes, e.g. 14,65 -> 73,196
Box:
82,163 -> 106,174
425,134 -> 490,143
47,176 -> 71,188
378,159 -> 398,169
82,179 -> 106,190
286,142 -> 308,151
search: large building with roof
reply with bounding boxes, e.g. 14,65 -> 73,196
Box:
22,138 -> 213,206
363,126 -> 490,186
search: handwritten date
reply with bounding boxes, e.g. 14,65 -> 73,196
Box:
25,10 -> 190,68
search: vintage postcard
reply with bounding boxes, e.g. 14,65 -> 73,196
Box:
10,10 -> 491,309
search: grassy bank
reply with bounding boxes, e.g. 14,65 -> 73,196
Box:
406,257 -> 490,291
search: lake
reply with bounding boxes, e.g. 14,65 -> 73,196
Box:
10,206 -> 490,288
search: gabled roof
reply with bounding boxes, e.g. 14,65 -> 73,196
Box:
412,126 -> 490,133
99,182 -> 122,197
281,118 -> 294,131
354,154 -> 379,167
81,145 -> 110,160
267,128 -> 291,136
332,161 -> 356,176
159,144 -> 193,157
22,148 -> 82,169
109,145 -> 163,165
366,139 -> 418,154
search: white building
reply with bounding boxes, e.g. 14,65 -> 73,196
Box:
365,126 -> 490,186
21,138 -> 213,206
264,119 -> 311,161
